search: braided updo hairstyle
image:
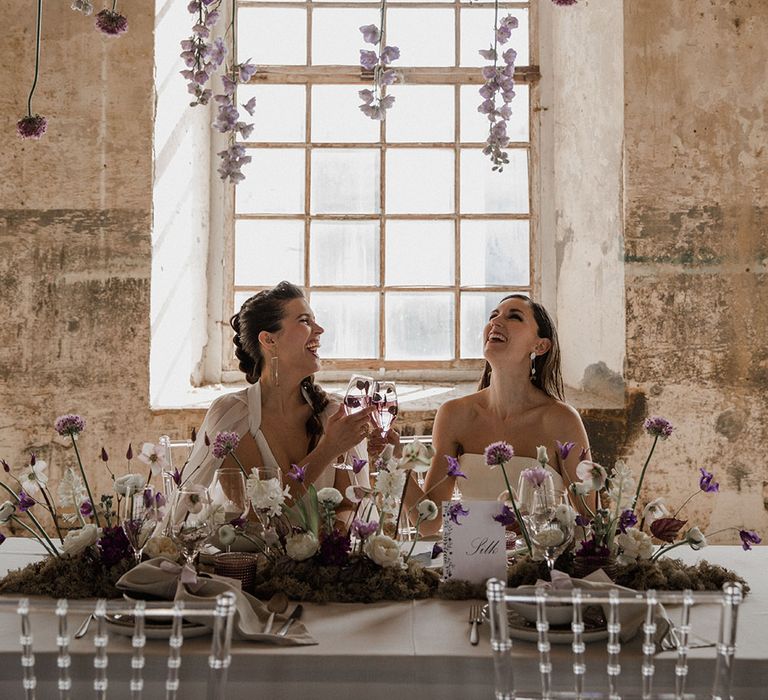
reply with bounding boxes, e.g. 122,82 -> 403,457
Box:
477,294 -> 564,401
230,281 -> 329,450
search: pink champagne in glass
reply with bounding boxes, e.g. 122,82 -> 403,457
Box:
371,381 -> 398,437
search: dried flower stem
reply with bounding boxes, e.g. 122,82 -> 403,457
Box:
631,435 -> 659,510
71,436 -> 101,527
26,0 -> 43,117
39,487 -> 64,544
10,515 -> 59,557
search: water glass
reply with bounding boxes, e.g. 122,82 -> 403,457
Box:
120,487 -> 162,564
169,485 -> 213,567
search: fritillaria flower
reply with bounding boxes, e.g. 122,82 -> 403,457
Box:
698,467 -> 719,493
739,529 -> 761,551
95,9 -> 128,36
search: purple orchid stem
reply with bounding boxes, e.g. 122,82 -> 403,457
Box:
631,434 -> 658,510
27,0 -> 43,117
499,462 -> 533,556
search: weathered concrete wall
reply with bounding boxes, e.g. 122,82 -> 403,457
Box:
621,0 -> 768,541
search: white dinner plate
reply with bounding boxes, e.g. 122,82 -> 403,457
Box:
482,604 -> 608,644
106,614 -> 211,640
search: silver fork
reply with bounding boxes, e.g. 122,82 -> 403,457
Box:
469,604 -> 482,646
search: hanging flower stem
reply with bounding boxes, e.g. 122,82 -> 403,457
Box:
631,435 -> 659,510
71,436 -> 101,528
26,0 -> 43,117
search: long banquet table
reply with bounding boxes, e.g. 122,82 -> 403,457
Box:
0,539 -> 765,699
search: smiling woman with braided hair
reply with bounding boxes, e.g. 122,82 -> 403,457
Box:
183,282 -> 375,522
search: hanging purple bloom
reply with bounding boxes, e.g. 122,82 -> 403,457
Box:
17,491 -> 36,513
212,431 -> 240,459
288,464 -> 306,483
644,416 -> 674,439
493,504 -> 516,527
54,414 -> 86,437
698,468 -> 719,493
169,467 -> 182,486
359,24 -> 381,44
556,440 -> 576,461
359,50 -> 378,71
238,61 -> 258,82
351,457 -> 368,475
95,9 -> 129,36
445,456 -> 467,479
738,529 -> 761,551
618,509 -> 638,533
80,500 -> 94,517
447,502 -> 470,525
380,46 -> 400,64
484,441 -> 514,467
17,115 -> 48,140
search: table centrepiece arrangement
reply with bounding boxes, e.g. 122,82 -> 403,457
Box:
0,412 -> 758,602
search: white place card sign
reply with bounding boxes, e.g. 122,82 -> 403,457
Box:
442,500 -> 507,585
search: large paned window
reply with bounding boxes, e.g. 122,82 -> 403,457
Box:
227,0 -> 538,373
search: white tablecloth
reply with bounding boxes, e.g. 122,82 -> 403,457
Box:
0,540 -> 765,698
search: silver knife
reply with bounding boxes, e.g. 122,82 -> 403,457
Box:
276,604 -> 303,636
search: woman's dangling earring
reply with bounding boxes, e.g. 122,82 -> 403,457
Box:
529,351 -> 537,380
270,355 -> 279,386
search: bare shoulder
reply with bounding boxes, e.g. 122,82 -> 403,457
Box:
541,399 -> 586,433
435,391 -> 484,425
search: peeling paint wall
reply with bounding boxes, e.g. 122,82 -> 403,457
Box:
622,0 -> 768,541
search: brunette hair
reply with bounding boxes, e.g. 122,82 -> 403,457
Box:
230,281 -> 329,449
477,294 -> 564,400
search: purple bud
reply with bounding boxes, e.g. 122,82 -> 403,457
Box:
126,443 -> 133,460
101,447 -> 109,462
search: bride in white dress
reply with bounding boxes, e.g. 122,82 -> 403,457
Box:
419,294 -> 591,535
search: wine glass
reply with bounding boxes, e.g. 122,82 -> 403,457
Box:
343,374 -> 374,415
371,381 -> 398,438
528,490 -> 574,576
169,485 -> 213,568
248,465 -> 284,554
120,486 -> 162,564
516,471 -> 555,517
210,467 -> 249,551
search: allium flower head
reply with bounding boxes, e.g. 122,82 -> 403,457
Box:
644,416 -> 674,439
484,441 -> 514,467
698,467 -> 719,493
739,529 -> 761,551
212,431 -> 240,459
95,9 -> 129,36
55,414 -> 86,437
80,500 -> 94,517
17,115 -> 48,140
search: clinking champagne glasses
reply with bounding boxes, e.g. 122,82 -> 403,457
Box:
343,374 -> 374,415
371,381 -> 398,437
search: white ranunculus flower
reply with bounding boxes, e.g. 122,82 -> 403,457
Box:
144,535 -> 178,559
397,439 -> 434,473
63,524 -> 99,556
21,460 -> 49,496
686,526 -> 707,550
114,473 -> 145,497
417,499 -> 438,521
642,497 -> 669,527
0,500 -> 16,525
247,475 -> 290,517
615,528 -> 654,565
316,487 -> 343,509
364,533 -> 403,568
554,503 -> 577,529
607,460 -> 636,510
375,468 -> 406,500
286,532 -> 319,561
57,467 -> 88,508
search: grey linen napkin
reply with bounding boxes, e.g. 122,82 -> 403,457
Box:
116,558 -> 316,646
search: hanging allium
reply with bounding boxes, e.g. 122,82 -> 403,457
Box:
478,12 -> 518,172
95,5 -> 129,36
17,0 -> 47,140
180,0 -> 226,107
357,6 -> 400,121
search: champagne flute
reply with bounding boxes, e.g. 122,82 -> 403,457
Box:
120,486 -> 162,564
210,467 -> 249,552
343,374 -> 374,415
169,485 -> 213,568
371,381 -> 398,438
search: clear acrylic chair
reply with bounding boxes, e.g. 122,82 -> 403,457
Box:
486,578 -> 742,700
1,592 -> 236,700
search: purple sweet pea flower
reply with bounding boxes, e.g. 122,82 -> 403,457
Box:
484,441 -> 514,467
212,431 -> 240,459
556,440 -> 576,461
447,502 -> 470,525
431,542 -> 443,559
288,464 -> 306,483
80,500 -> 94,517
618,509 -> 638,533
54,414 -> 86,437
644,416 -> 674,439
738,529 -> 761,551
352,457 -> 367,475
351,518 -> 378,540
445,456 -> 467,479
493,504 -> 516,527
17,491 -> 36,513
698,468 -> 719,493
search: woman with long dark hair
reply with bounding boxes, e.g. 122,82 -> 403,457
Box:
419,294 -> 590,534
184,281 -> 373,519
